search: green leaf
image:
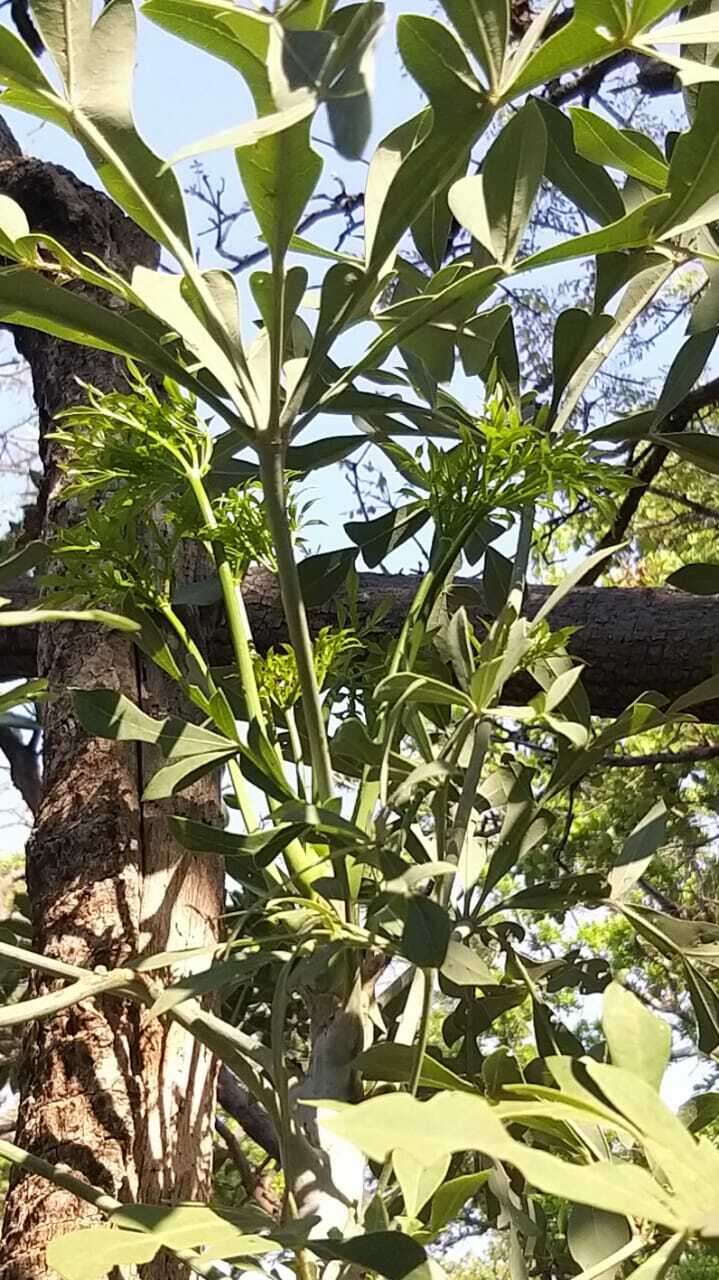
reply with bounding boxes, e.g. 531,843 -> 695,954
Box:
0,539 -> 48,583
609,799 -> 667,900
438,0 -> 508,89
602,981 -> 671,1090
110,1203 -> 275,1256
393,1150 -> 450,1219
237,121 -> 322,262
0,269 -> 235,423
310,1233 -> 427,1280
355,1042 -> 473,1093
402,896 -> 451,967
502,873 -> 607,911
31,0 -> 191,253
46,1226 -> 160,1280
656,86 -> 719,235
345,503 -> 429,569
0,606 -> 140,633
298,547 -> 357,607
685,959 -> 719,1052
483,546 -> 514,616
142,750 -> 236,800
657,431 -> 719,475
509,0 -> 629,98
170,816 -> 309,867
0,679 -> 48,716
679,1090 -> 719,1133
535,100 -> 625,227
570,108 -> 668,188
440,940 -> 495,987
630,0 -> 681,31
652,331 -> 717,426
428,1171 -> 491,1236
623,1235 -> 686,1280
323,2 -> 384,160
667,563 -> 719,594
567,1205 -> 632,1280
320,1091 -> 682,1226
131,267 -> 246,411
73,690 -> 235,756
366,17 -> 489,274
551,309 -> 614,417
147,957 -> 274,1019
518,197 -> 670,273
449,103 -> 546,268
375,672 -> 474,712
531,544 -> 624,625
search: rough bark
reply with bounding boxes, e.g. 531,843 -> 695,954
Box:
0,150 -> 222,1280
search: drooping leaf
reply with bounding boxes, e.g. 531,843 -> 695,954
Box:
354,1042 -> 473,1093
658,431 -> 719,475
345,503 -> 429,569
0,539 -> 48,583
550,309 -> 614,417
685,959 -> 719,1052
440,941 -> 495,987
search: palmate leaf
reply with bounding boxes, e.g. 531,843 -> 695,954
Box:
30,0 -> 190,253
319,1090 -> 685,1229
366,17 -> 490,276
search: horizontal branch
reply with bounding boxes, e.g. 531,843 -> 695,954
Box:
5,570 -> 719,721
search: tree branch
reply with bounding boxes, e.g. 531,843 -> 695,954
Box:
581,375 -> 719,584
217,1065 -> 280,1164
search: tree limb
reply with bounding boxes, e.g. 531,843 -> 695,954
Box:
581,375 -> 719,584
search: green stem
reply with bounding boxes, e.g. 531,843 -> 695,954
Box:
408,968 -> 434,1096
258,444 -> 334,803
285,705 -> 307,800
188,471 -> 265,728
160,601 -> 259,833
0,1146 -> 227,1279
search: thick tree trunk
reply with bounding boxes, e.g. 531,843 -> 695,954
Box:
0,147 -> 223,1279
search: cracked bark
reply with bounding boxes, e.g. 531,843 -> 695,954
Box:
0,144 -> 222,1280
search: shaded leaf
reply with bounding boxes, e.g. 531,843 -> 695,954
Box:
609,800 -> 667,900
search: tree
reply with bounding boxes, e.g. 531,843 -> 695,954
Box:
2,2 -> 719,1280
